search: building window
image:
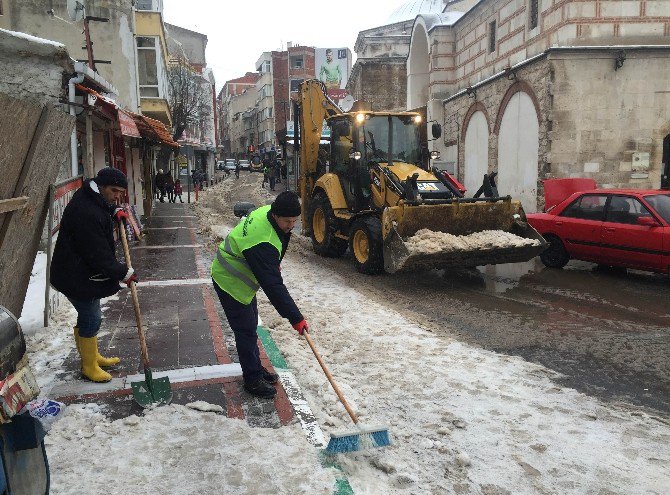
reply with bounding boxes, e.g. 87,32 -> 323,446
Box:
257,60 -> 271,73
290,78 -> 304,93
137,36 -> 163,98
529,0 -> 539,30
136,0 -> 163,12
488,21 -> 497,53
290,56 -> 304,69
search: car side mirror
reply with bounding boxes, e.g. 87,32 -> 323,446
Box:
637,216 -> 659,227
233,202 -> 256,218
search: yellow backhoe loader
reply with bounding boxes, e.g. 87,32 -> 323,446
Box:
294,79 -> 546,274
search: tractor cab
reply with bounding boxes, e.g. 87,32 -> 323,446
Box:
327,112 -> 428,212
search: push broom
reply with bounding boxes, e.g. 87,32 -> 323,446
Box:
303,331 -> 391,454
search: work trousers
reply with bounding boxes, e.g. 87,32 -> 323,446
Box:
66,297 -> 102,337
212,280 -> 262,384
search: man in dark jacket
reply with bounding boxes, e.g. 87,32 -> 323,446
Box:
50,167 -> 138,383
210,191 -> 307,398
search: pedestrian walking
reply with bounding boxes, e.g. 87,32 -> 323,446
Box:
262,165 -> 269,189
274,159 -> 282,185
210,191 -> 309,398
174,179 -> 183,203
235,161 -> 240,179
50,167 -> 139,383
166,173 -> 175,203
155,169 -> 167,202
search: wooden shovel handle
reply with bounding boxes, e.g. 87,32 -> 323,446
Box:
303,331 -> 358,425
118,220 -> 150,367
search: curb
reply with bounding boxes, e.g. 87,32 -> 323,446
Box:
256,326 -> 354,495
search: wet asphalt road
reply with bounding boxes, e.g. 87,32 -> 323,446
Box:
362,259 -> 670,417
214,173 -> 670,418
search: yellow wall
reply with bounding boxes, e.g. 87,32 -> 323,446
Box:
134,11 -> 169,66
141,98 -> 172,127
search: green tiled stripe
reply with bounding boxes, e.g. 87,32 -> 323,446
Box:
256,326 -> 288,369
256,325 -> 354,495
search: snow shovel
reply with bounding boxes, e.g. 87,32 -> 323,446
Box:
303,331 -> 391,453
118,219 -> 172,408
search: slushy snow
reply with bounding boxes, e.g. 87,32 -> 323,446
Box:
405,228 -> 541,254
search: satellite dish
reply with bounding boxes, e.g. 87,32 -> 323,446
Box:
66,0 -> 85,21
339,94 -> 355,112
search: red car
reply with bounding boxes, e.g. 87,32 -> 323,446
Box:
527,179 -> 670,274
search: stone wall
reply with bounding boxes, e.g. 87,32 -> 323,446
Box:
1,0 -> 138,111
348,59 -> 407,112
442,48 -> 670,210
548,48 -> 670,190
443,56 -> 552,209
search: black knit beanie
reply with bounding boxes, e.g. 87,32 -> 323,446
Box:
96,167 -> 128,189
270,191 -> 301,217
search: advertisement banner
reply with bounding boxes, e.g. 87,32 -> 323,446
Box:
44,176 -> 83,326
315,48 -> 351,102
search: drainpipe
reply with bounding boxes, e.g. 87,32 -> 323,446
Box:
69,72 -> 86,177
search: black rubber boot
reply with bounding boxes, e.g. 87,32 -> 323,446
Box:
244,378 -> 276,398
262,366 -> 279,384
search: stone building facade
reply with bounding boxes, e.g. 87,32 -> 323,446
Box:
347,20 -> 414,111
404,0 -> 670,212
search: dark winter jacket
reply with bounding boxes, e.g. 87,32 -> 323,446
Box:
242,211 -> 302,325
50,180 -> 128,300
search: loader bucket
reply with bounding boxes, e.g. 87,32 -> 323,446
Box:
381,200 -> 548,273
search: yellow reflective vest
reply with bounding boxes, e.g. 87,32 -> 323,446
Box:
211,205 -> 283,304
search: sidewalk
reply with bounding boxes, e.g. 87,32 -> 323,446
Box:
49,201 -> 294,426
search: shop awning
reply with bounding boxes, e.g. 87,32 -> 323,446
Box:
131,114 -> 179,149
75,84 -> 177,148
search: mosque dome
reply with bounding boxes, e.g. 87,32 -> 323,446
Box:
386,0 -> 448,24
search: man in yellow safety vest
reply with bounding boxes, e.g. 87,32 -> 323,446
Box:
211,191 -> 308,398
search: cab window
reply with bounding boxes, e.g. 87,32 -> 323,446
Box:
605,196 -> 653,225
560,194 -> 607,221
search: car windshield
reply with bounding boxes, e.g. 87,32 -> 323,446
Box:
359,115 -> 421,165
239,160 -> 249,164
644,194 -> 670,223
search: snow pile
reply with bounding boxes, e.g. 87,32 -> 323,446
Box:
405,229 -> 540,254
46,403 -> 337,495
258,251 -> 670,494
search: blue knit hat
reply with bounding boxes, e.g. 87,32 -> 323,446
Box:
96,167 -> 128,189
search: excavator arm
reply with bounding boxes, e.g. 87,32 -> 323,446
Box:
296,80 -> 341,227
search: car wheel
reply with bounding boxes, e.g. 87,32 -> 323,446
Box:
540,235 -> 570,269
310,192 -> 348,257
349,216 -> 384,274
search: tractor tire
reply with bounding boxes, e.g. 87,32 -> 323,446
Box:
349,216 -> 384,275
310,192 -> 348,257
540,234 -> 570,269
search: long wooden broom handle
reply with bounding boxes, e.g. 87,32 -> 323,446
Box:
118,220 -> 150,367
303,331 -> 359,425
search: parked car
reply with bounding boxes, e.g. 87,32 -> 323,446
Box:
223,159 -> 236,172
238,159 -> 250,170
527,179 -> 670,275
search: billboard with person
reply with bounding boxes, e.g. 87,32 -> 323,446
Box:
315,48 -> 351,102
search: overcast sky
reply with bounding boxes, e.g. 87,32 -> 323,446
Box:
162,0 -> 405,91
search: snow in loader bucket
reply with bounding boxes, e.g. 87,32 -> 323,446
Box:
381,201 -> 548,273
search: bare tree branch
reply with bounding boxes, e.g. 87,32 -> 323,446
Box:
168,56 -> 211,142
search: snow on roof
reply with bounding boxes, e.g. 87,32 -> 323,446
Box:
387,0 -> 448,23
415,10 -> 465,31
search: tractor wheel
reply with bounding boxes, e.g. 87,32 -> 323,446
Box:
349,216 -> 384,275
540,235 -> 570,269
310,192 -> 348,257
